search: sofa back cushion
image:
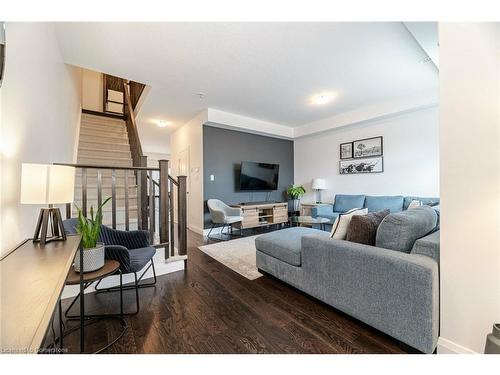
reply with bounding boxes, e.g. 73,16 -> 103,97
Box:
333,194 -> 366,213
375,206 -> 438,253
364,195 -> 404,213
403,196 -> 440,210
346,209 -> 390,246
330,208 -> 368,239
411,230 -> 440,263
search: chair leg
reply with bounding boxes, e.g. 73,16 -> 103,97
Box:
218,224 -> 227,241
94,261 -> 155,316
207,223 -> 217,241
95,260 -> 157,293
134,272 -> 140,314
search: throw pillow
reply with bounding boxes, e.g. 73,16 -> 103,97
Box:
330,208 -> 368,240
346,209 -> 390,246
408,199 -> 422,209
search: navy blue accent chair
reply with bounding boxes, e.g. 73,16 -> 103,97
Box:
63,218 -> 157,314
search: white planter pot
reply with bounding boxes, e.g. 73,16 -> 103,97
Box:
74,243 -> 105,273
288,199 -> 301,213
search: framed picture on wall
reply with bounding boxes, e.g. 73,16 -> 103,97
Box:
340,142 -> 353,159
339,157 -> 384,175
353,136 -> 383,158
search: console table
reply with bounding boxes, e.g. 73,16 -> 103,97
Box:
232,202 -> 288,229
0,235 -> 82,353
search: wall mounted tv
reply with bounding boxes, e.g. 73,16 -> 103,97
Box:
239,161 -> 279,191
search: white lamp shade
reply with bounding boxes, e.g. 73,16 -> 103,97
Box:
20,164 -> 75,204
312,178 -> 327,190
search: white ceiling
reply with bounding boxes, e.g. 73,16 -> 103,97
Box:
55,22 -> 438,149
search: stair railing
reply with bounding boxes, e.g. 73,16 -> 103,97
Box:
122,80 -> 144,169
54,160 -> 187,261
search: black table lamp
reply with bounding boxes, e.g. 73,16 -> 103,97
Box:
20,163 -> 75,245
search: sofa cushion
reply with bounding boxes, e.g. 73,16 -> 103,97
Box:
330,208 -> 368,239
255,227 -> 329,266
407,199 -> 423,209
346,209 -> 390,246
333,194 -> 366,213
411,231 -> 440,263
433,205 -> 440,230
376,206 -> 438,253
403,196 -> 440,210
364,195 -> 404,213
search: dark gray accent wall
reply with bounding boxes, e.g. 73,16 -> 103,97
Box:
203,125 -> 294,228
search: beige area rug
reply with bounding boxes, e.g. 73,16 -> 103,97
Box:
198,235 -> 263,280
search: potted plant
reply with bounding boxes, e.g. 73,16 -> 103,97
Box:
287,185 -> 306,213
74,197 -> 111,273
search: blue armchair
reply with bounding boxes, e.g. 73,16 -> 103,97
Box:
63,218 -> 157,314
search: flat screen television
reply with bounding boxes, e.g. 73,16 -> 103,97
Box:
239,161 -> 279,191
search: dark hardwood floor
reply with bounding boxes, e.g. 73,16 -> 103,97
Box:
59,229 -> 418,354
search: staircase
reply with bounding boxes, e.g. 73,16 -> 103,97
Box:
75,112 -> 139,230
60,74 -> 187,260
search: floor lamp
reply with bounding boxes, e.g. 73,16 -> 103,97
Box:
21,164 -> 75,246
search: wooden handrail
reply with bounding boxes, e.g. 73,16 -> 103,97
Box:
55,162 -> 158,171
123,81 -> 144,167
55,162 -> 180,186
147,174 -> 162,188
129,81 -> 146,110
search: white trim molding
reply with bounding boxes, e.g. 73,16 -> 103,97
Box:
437,337 -> 478,354
202,90 -> 438,141
294,90 -> 438,138
207,108 -> 294,139
188,223 -> 204,235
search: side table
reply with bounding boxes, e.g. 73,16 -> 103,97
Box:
61,259 -> 126,353
300,202 -> 331,217
289,215 -> 331,231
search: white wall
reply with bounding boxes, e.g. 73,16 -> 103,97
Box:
144,151 -> 172,168
170,110 -> 207,234
294,106 -> 439,203
0,23 -> 82,254
438,23 -> 500,354
81,68 -> 103,112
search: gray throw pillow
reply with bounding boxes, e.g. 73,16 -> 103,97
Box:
376,206 -> 438,253
346,210 -> 390,246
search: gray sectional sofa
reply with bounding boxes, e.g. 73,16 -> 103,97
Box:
255,196 -> 440,354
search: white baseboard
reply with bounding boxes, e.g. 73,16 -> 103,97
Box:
437,337 -> 478,354
61,258 -> 185,299
189,224 -> 204,235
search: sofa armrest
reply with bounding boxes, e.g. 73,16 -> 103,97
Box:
300,235 -> 439,353
411,230 -> 440,263
311,204 -> 334,218
100,226 -> 151,249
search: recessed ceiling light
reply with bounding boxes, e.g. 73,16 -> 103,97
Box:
156,120 -> 172,128
311,92 -> 336,106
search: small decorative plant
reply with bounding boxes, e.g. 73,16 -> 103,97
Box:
287,185 -> 306,200
75,197 -> 111,249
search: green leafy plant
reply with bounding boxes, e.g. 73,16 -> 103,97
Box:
287,185 -> 306,199
75,197 -> 111,249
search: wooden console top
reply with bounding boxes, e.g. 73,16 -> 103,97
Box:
232,202 -> 287,210
0,235 -> 82,353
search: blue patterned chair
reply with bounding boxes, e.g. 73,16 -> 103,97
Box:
63,218 -> 157,314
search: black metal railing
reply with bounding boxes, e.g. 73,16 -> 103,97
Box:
54,160 -> 187,260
